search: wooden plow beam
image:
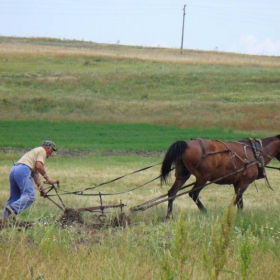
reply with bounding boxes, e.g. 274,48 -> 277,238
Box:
75,202 -> 126,213
75,193 -> 126,215
46,187 -> 126,216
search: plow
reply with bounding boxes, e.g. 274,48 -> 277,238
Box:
43,182 -> 128,228
40,158 -> 279,228
46,182 -> 126,214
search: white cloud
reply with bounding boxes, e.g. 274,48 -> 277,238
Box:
231,36 -> 280,56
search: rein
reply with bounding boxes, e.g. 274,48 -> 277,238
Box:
48,175 -> 162,197
266,165 -> 280,171
47,162 -> 166,197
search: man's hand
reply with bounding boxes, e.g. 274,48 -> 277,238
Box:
40,189 -> 48,198
38,185 -> 47,197
44,175 -> 57,185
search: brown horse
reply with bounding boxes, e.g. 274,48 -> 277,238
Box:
160,135 -> 280,217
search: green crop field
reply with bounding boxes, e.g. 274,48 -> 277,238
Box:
0,120 -> 261,151
0,37 -> 279,279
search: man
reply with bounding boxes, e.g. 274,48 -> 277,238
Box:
3,140 -> 58,218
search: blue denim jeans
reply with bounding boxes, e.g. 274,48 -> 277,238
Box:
3,164 -> 36,217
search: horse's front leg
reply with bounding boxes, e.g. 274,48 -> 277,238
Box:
234,182 -> 249,211
235,196 -> 244,210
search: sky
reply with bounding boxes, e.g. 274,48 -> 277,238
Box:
0,0 -> 280,56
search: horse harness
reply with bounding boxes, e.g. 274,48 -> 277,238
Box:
248,138 -> 266,179
192,138 -> 267,180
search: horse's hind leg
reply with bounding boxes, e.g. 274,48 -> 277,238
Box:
189,180 -> 207,212
166,163 -> 190,218
167,178 -> 189,218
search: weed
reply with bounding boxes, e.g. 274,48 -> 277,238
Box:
240,230 -> 255,280
212,196 -> 237,280
30,267 -> 44,280
160,213 -> 190,280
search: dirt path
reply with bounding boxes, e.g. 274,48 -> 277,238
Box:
0,147 -> 164,157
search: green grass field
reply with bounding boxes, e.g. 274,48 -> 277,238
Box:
0,37 -> 280,280
0,120 -> 262,151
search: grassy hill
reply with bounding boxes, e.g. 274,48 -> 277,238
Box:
0,36 -> 279,150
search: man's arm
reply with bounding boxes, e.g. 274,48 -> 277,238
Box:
35,161 -> 57,185
33,170 -> 47,197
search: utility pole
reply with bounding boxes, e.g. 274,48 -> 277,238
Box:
180,4 -> 186,55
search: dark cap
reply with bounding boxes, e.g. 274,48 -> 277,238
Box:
42,140 -> 57,151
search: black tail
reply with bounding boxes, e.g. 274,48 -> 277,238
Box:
160,140 -> 188,185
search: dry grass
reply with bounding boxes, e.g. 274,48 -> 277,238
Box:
1,39 -> 280,67
0,98 -> 279,133
0,153 -> 279,279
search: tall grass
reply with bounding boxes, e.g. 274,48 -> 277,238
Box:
0,153 -> 279,279
1,206 -> 279,279
212,197 -> 237,279
160,213 -> 190,279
